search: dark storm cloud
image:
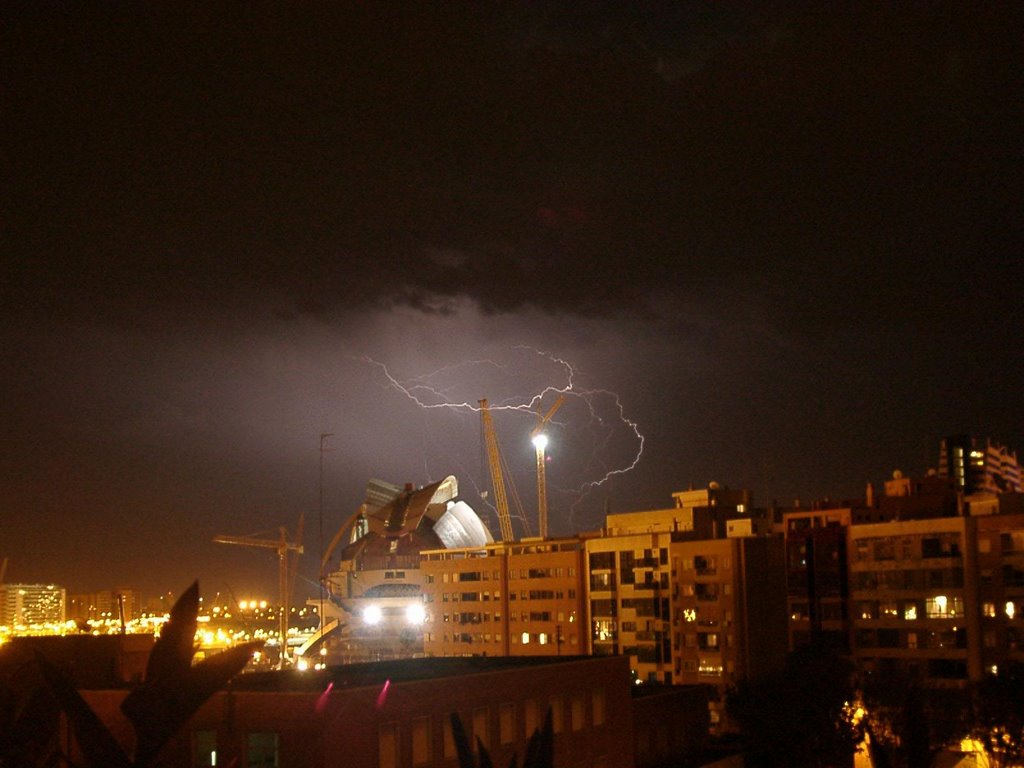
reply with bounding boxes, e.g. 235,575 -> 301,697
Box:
7,3 -> 1019,329
3,3 -> 1023,594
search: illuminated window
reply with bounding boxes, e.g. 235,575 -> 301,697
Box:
1007,602 -> 1016,620
904,604 -> 918,620
925,595 -> 963,619
984,602 -> 997,618
521,632 -> 530,644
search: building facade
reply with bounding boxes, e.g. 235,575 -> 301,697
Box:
939,435 -> 1022,495
420,538 -> 587,658
81,656 -> 639,768
0,583 -> 66,627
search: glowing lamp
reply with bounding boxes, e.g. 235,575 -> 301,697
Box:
364,604 -> 383,625
532,433 -> 548,450
406,602 -> 426,625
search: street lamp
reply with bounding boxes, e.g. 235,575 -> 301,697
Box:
532,433 -> 549,538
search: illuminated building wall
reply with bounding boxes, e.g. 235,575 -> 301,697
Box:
420,538 -> 586,658
849,516 -> 983,686
586,500 -> 786,728
784,508 -> 853,652
67,588 -> 141,623
939,435 -> 1022,494
971,513 -> 1024,676
0,584 -> 66,626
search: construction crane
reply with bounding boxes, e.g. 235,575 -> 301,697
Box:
530,395 -> 565,539
479,399 -> 515,541
214,515 -> 303,668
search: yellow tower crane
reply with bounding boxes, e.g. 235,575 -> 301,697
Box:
530,395 -> 565,539
214,515 -> 303,668
479,399 -> 515,541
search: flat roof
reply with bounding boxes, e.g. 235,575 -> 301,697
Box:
231,655 -> 601,692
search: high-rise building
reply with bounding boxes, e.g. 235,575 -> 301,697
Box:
0,584 -> 66,626
939,435 -> 1021,494
67,588 -> 141,624
586,497 -> 786,728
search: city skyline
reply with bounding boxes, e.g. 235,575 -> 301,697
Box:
4,4 -> 1022,596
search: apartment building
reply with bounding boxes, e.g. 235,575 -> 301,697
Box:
939,435 -> 1022,494
784,507 -> 852,652
420,538 -> 586,658
0,583 -> 66,626
586,488 -> 786,727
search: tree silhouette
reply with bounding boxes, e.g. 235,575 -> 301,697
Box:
36,581 -> 261,767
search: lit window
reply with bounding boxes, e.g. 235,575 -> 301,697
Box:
925,595 -> 963,619
521,632 -> 530,644
1007,602 -> 1016,620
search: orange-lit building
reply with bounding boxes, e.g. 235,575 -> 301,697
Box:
67,588 -> 141,624
586,491 -> 786,727
851,509 -> 1024,688
420,537 -> 586,657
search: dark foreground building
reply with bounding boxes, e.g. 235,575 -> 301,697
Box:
79,655 -> 708,768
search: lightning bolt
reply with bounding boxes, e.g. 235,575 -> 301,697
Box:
358,348 -> 644,534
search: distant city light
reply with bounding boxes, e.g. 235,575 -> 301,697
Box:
364,605 -> 383,625
531,433 -> 548,451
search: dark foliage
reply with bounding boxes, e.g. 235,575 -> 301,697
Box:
970,668 -> 1024,768
860,665 -> 969,768
122,583 -> 262,765
450,708 -> 554,768
33,581 -> 261,768
0,668 -> 61,768
726,641 -> 862,767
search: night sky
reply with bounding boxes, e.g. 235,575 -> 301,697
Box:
4,4 -> 1023,599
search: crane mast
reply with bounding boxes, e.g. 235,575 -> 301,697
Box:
530,395 -> 565,539
479,399 -> 515,542
214,519 -> 303,668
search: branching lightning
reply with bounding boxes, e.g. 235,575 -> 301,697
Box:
359,348 -> 644,534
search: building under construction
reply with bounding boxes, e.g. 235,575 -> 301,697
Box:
307,476 -> 493,663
